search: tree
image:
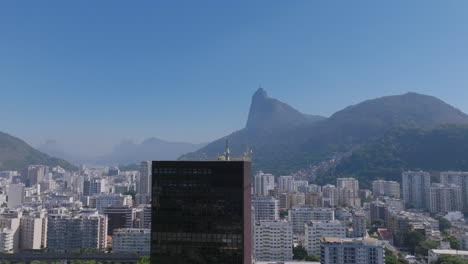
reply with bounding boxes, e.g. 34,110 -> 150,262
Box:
305,254 -> 320,261
123,190 -> 137,200
415,240 -> 439,256
436,216 -> 452,232
293,245 -> 308,260
436,255 -> 468,264
444,235 -> 461,250
137,256 -> 150,264
403,231 -> 425,254
385,248 -> 409,264
279,210 -> 288,219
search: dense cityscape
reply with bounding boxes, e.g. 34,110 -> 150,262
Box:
3,1 -> 468,264
1,160 -> 468,263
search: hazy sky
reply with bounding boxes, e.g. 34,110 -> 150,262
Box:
1,1 -> 468,156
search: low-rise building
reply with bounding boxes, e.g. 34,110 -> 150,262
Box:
320,237 -> 384,264
113,228 -> 150,254
254,220 -> 293,261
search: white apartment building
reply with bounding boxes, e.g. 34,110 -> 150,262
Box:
7,184 -> 24,208
89,193 -> 133,213
372,180 -> 400,198
47,212 -> 107,251
20,212 -> 47,250
402,171 -> 431,209
113,228 -> 150,253
429,184 -> 463,214
337,178 -> 359,191
289,207 -> 335,235
322,185 -> 338,207
254,172 -> 275,196
252,196 -> 279,222
320,237 -> 384,264
254,220 -> 293,261
440,171 -> 468,212
0,212 -> 21,251
0,228 -> 14,253
304,221 -> 346,255
278,176 -> 295,192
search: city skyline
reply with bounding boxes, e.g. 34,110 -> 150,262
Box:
2,1 -> 468,156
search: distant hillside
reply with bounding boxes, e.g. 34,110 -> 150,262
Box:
95,138 -> 206,165
181,90 -> 468,175
319,124 -> 468,188
0,132 -> 77,171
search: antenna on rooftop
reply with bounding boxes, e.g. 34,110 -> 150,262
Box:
225,138 -> 231,161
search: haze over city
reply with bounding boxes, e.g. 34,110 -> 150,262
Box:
1,1 -> 468,157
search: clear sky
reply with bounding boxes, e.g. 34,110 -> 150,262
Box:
1,1 -> 468,156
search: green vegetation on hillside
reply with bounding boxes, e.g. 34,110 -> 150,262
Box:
318,124 -> 468,187
0,132 -> 77,171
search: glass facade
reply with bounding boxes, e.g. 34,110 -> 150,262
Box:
151,161 -> 251,264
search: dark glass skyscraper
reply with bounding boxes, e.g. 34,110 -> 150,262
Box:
151,160 -> 252,264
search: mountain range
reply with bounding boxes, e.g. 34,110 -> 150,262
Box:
182,88 -> 468,185
0,132 -> 77,171
38,138 -> 206,165
3,88 -> 468,185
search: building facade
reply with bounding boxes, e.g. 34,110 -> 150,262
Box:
254,220 -> 293,261
305,221 -> 346,255
402,171 -> 431,209
151,160 -> 251,264
320,237 -> 384,264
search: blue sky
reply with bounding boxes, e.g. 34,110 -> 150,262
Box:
1,1 -> 468,156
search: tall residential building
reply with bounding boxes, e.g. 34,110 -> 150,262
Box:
352,213 -> 367,238
372,180 -> 400,198
305,192 -> 323,207
289,193 -> 306,208
278,192 -> 290,210
103,206 -> 134,235
429,184 -> 463,214
113,228 -> 150,254
151,160 -> 251,264
289,207 -> 335,235
83,178 -> 106,196
137,161 -> 152,196
305,221 -> 346,255
25,165 -> 48,187
254,220 -> 293,261
337,178 -> 359,191
402,171 -> 431,209
252,196 -> 279,222
0,228 -> 14,253
338,188 -> 361,208
47,212 -> 107,251
278,176 -> 295,192
7,184 -> 24,208
294,180 -> 309,193
20,211 -> 47,250
254,172 -> 275,196
320,237 -> 384,264
0,211 -> 21,251
370,201 -> 388,223
440,171 -> 468,212
322,185 -> 338,207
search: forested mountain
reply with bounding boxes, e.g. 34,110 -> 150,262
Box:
0,131 -> 77,171
182,89 -> 468,178
318,124 -> 468,187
